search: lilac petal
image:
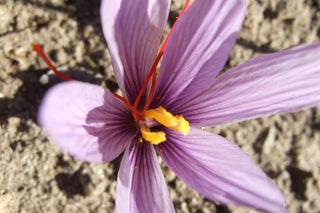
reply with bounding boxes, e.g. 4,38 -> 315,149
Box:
174,43 -> 320,127
100,0 -> 170,103
38,81 -> 135,163
157,128 -> 287,213
116,142 -> 174,213
152,0 -> 246,107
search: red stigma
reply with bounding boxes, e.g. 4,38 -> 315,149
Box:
133,0 -> 192,120
33,43 -> 75,81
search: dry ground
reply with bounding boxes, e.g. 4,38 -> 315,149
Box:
0,0 -> 320,212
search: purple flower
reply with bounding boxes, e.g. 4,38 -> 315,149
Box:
37,0 -> 320,212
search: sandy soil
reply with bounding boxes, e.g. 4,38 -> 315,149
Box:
0,0 -> 320,212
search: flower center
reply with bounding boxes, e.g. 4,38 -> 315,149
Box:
139,106 -> 190,145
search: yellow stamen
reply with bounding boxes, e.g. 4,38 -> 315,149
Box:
170,115 -> 190,135
140,125 -> 166,145
145,106 -> 190,135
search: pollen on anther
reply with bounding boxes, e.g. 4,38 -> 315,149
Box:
159,149 -> 163,152
152,26 -> 155,32
134,166 -> 137,169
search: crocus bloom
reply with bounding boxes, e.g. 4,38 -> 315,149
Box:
37,0 -> 320,212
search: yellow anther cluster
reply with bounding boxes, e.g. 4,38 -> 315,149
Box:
140,125 -> 166,145
140,106 -> 190,145
145,106 -> 190,135
145,106 -> 177,128
169,115 -> 190,135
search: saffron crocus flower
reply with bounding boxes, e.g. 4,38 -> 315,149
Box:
36,0 -> 320,212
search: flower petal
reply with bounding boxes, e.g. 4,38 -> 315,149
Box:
157,128 -> 287,213
116,142 -> 174,213
100,0 -> 170,103
38,81 -> 135,163
174,43 -> 320,127
153,0 -> 246,107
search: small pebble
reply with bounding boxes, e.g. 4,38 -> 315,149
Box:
181,202 -> 190,213
8,117 -> 21,135
263,126 -> 276,155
